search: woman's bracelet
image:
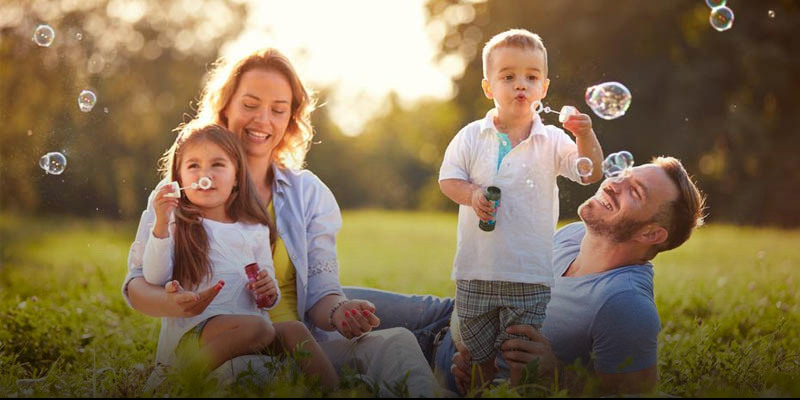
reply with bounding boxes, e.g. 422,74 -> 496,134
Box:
328,299 -> 350,330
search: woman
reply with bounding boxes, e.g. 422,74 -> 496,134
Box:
122,48 -> 438,396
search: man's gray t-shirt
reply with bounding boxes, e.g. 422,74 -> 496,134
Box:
541,222 -> 660,374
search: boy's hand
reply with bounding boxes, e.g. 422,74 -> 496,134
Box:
470,186 -> 494,221
562,112 -> 595,139
152,185 -> 179,238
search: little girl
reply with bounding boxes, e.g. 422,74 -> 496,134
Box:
142,124 -> 338,389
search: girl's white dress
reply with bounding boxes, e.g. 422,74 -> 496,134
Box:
142,219 -> 279,370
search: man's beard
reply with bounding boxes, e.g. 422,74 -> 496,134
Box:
578,199 -> 650,243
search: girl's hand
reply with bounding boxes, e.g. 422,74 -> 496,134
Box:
165,279 -> 223,317
152,185 -> 179,238
333,299 -> 380,339
248,269 -> 278,306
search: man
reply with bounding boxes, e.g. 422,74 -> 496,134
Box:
347,156 -> 705,395
445,156 -> 706,394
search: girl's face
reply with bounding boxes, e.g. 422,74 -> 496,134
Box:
178,140 -> 237,220
223,69 -> 293,161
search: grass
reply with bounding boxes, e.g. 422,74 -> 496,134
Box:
1,210 -> 799,396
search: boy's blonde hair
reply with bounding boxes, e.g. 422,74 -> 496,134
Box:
481,29 -> 548,79
176,48 -> 316,170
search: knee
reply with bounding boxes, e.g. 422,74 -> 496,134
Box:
245,317 -> 275,348
284,320 -> 310,334
383,327 -> 419,347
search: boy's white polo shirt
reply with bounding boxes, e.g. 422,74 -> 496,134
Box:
439,109 -> 584,285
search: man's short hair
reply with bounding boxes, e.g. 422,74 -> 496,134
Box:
650,156 -> 706,256
481,29 -> 548,79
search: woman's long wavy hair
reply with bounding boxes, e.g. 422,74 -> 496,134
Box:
176,47 -> 316,171
159,124 -> 276,289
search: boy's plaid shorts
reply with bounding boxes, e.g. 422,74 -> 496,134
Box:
454,280 -> 550,364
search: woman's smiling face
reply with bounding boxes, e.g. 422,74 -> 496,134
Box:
223,69 -> 293,161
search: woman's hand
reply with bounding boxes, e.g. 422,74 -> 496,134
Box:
248,269 -> 278,306
332,299 -> 380,339
165,279 -> 222,317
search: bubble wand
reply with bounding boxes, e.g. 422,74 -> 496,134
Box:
163,176 -> 213,198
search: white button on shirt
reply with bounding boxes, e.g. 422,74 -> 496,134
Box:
439,109 -> 585,286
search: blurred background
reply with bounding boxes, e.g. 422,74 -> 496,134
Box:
2,0 -> 799,226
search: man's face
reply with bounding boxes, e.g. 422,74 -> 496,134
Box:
578,165 -> 679,242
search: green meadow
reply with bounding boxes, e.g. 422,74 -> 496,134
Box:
1,211 -> 798,397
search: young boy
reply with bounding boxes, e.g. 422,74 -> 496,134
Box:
439,29 -> 604,387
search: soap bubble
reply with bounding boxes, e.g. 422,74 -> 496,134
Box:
33,25 -> 55,47
76,32 -> 83,40
602,151 -> 635,182
585,82 -> 631,120
78,90 -> 97,112
575,157 -> 594,178
39,152 -> 67,175
615,151 -> 634,169
710,6 -> 734,32
768,10 -> 775,18
705,0 -> 725,8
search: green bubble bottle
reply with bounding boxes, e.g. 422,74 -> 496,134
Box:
478,186 -> 501,232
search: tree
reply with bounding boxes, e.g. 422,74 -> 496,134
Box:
0,0 -> 246,218
425,0 -> 800,225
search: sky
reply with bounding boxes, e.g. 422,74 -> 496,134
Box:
222,0 -> 460,135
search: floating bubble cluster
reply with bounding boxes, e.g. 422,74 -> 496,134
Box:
39,152 -> 67,175
32,25 -> 55,47
78,90 -> 97,112
601,151 -> 634,182
585,82 -> 632,120
575,157 -> 594,178
710,6 -> 735,32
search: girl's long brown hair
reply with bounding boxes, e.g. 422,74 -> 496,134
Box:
160,124 -> 276,289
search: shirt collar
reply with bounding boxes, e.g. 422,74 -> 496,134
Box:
272,165 -> 292,189
479,108 -> 548,138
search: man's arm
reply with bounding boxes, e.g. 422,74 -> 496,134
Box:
501,325 -> 657,395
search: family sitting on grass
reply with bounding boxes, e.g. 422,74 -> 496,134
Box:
122,29 -> 705,397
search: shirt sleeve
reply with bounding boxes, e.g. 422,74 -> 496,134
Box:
142,229 -> 175,287
303,173 -> 345,317
552,127 -> 583,184
253,226 -> 281,310
591,291 -> 661,374
121,185 -> 161,307
438,126 -> 472,182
